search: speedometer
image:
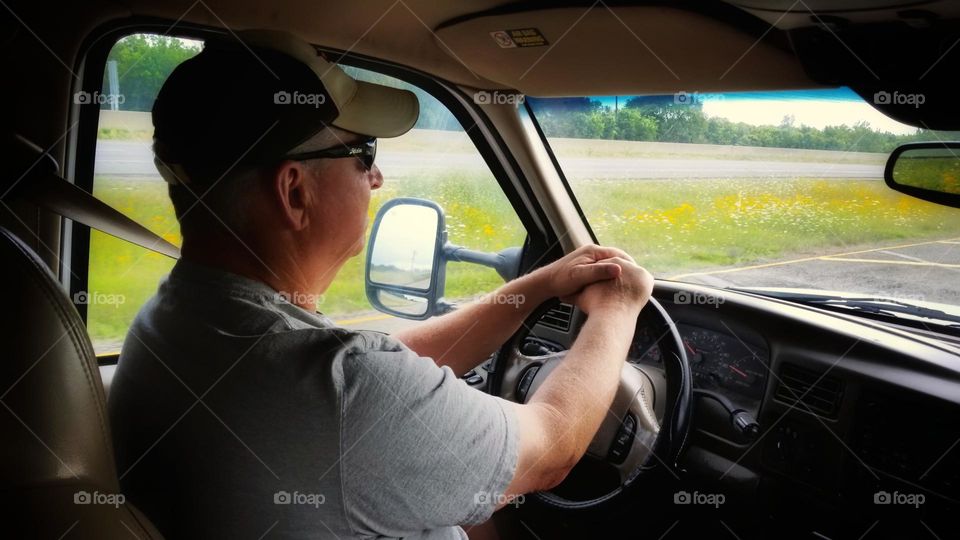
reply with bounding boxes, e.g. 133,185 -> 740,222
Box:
679,324 -> 768,401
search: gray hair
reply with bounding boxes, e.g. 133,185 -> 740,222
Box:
168,125 -> 354,237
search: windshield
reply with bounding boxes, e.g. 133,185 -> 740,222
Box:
527,88 -> 960,311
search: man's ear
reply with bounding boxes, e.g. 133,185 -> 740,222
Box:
272,161 -> 312,231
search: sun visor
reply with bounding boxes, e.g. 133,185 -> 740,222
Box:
433,6 -> 819,97
789,23 -> 960,131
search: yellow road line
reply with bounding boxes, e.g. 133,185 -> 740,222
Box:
668,236 -> 960,280
819,257 -> 960,268
669,255 -> 824,280
939,241 -> 960,245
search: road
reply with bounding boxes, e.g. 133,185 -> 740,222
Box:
95,140 -> 883,179
671,238 -> 960,304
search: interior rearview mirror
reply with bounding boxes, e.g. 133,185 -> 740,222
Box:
365,198 -> 447,320
885,142 -> 960,208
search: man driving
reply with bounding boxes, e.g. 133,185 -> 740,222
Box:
108,29 -> 653,539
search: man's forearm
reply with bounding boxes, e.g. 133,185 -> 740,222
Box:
392,270 -> 552,376
526,304 -> 640,466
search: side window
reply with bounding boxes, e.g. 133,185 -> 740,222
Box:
86,34 -> 201,354
83,34 -> 525,354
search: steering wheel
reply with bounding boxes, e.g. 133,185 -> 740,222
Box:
489,296 -> 693,509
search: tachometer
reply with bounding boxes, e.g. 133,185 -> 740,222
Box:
629,325 -> 661,364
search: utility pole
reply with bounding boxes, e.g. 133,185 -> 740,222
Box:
107,60 -> 120,111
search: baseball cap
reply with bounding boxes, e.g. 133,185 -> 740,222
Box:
152,29 -> 419,186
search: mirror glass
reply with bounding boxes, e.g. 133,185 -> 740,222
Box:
369,204 -> 440,291
376,290 -> 429,317
891,147 -> 960,195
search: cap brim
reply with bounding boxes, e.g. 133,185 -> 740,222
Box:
332,81 -> 419,138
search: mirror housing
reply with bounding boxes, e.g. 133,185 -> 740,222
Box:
884,142 -> 960,208
365,197 -> 524,321
365,198 -> 448,320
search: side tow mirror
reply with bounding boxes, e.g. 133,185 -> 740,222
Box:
365,198 -> 448,320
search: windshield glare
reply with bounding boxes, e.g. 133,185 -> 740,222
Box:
527,88 -> 960,311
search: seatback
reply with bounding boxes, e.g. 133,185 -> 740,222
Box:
0,227 -> 162,538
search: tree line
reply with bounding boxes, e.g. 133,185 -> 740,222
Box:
529,96 -> 957,153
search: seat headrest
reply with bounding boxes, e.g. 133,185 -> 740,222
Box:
0,226 -> 118,491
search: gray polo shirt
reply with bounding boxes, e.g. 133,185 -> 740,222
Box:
108,260 -> 519,539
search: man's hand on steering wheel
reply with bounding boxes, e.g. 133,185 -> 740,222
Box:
572,256 -> 654,315
534,244 -> 641,304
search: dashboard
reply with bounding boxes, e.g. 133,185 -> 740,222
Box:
522,283 -> 960,532
630,322 -> 769,412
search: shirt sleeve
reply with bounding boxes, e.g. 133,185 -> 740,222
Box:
337,332 -> 519,538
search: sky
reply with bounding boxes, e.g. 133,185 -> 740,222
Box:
597,88 -> 921,135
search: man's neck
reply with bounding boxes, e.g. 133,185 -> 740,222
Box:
180,236 -> 324,311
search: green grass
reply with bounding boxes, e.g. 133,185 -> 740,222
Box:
892,156 -> 960,194
573,177 -> 958,276
87,179 -> 178,347
96,127 -> 153,141
86,171 -> 959,352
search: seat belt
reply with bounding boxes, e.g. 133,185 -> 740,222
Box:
4,133 -> 180,259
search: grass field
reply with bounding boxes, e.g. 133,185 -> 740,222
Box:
571,176 -> 957,274
86,168 -> 959,352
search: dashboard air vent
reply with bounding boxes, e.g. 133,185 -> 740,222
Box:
539,303 -> 573,332
774,363 -> 843,418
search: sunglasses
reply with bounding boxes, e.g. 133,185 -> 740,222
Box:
283,137 -> 377,170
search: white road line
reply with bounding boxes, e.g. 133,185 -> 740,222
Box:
879,250 -> 928,263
